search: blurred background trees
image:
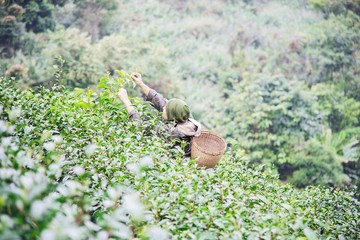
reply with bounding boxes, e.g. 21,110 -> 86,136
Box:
0,0 -> 359,191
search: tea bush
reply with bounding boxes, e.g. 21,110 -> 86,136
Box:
1,77 -> 359,239
1,0 -> 359,188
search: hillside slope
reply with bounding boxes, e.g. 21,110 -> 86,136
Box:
0,78 -> 359,239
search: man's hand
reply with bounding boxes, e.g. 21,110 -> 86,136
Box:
118,88 -> 135,114
130,72 -> 142,85
130,72 -> 150,95
117,88 -> 131,105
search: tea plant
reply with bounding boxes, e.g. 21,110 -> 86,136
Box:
97,70 -> 135,94
2,0 -> 359,189
0,77 -> 359,239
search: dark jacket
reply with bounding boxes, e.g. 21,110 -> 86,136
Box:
129,89 -> 202,156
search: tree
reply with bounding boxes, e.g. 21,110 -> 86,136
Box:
303,12 -> 360,100
17,0 -> 68,33
289,129 -> 358,187
72,0 -> 119,41
0,4 -> 24,58
224,75 -> 326,167
0,1 -> 69,58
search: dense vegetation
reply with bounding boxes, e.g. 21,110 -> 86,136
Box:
1,78 -> 359,239
1,0 -> 359,189
0,0 -> 359,238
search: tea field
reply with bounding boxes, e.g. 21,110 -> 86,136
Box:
0,77 -> 359,239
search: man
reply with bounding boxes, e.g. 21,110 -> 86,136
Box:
117,73 -> 202,156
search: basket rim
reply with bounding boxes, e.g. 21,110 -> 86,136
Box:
192,130 -> 226,156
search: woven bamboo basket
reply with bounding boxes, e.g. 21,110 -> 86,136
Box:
191,130 -> 227,168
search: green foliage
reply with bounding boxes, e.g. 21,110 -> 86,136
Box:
97,70 -> 134,94
308,0 -> 360,16
20,0 -> 68,33
73,0 -> 118,11
0,17 -> 20,48
0,4 -> 23,58
0,77 -> 171,239
311,83 -> 360,132
0,1 -> 68,57
0,0 -> 359,190
53,56 -> 65,87
225,75 -> 325,165
303,13 -> 360,99
71,0 -> 119,41
1,29 -> 170,89
290,137 -> 349,187
224,75 -> 360,187
0,77 -> 359,239
289,127 -> 360,188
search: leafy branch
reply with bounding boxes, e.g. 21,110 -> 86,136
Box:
52,56 -> 65,90
97,70 -> 135,95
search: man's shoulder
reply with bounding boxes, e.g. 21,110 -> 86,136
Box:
175,119 -> 201,137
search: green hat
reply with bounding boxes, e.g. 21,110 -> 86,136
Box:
166,98 -> 190,123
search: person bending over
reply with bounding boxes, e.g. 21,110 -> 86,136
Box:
117,73 -> 202,156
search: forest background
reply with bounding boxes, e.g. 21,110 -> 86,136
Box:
1,0 -> 360,191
